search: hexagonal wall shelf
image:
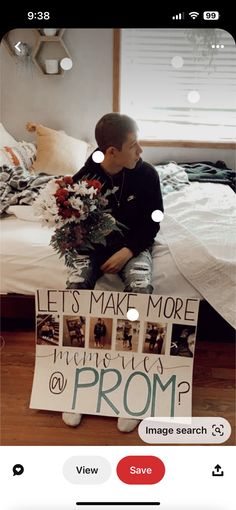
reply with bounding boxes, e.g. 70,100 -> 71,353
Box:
32,29 -> 72,75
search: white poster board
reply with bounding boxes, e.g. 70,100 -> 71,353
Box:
30,289 -> 199,418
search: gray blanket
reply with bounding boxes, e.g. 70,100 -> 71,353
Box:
0,165 -> 57,215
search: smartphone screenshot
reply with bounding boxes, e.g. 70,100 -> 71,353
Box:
0,6 -> 235,510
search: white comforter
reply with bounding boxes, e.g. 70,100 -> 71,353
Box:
161,182 -> 236,328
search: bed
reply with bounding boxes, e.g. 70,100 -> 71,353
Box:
1,170 -> 235,340
0,122 -> 235,339
0,207 -> 201,296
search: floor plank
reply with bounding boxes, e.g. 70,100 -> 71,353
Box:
1,330 -> 235,446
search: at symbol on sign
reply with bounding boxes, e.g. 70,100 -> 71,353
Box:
49,372 -> 67,394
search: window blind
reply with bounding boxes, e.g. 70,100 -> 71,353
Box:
120,29 -> 236,141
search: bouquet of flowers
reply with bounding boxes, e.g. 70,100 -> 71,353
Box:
34,175 -> 122,268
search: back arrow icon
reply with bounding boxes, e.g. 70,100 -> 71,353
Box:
15,42 -> 22,52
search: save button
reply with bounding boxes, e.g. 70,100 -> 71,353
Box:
116,456 -> 165,484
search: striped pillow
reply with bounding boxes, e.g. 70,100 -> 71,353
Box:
0,141 -> 36,170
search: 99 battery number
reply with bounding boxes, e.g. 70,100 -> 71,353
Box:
203,11 -> 220,20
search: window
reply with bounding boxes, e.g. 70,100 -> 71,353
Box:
115,29 -> 236,146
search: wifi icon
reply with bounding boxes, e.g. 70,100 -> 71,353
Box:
189,11 -> 199,19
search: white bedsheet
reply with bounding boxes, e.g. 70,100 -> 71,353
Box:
0,218 -> 201,298
161,183 -> 236,328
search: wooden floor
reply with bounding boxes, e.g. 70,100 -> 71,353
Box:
1,329 -> 235,446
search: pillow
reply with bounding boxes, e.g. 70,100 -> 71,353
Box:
7,205 -> 42,222
0,123 -> 17,148
26,123 -> 88,175
0,141 -> 37,170
86,142 -> 97,158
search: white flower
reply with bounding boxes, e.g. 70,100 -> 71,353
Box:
45,179 -> 58,194
33,182 -> 59,227
74,181 -> 89,196
69,196 -> 84,210
86,186 -> 98,197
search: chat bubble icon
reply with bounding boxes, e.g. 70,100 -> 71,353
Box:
13,464 -> 24,476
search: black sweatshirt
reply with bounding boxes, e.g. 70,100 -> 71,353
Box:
73,150 -> 164,257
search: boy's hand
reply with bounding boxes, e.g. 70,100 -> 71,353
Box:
100,247 -> 133,273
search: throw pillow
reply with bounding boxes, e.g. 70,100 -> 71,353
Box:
26,123 -> 88,175
0,123 -> 17,148
0,141 -> 37,170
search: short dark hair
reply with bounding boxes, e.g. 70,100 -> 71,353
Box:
95,113 -> 138,152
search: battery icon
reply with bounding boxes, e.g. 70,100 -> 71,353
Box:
203,11 -> 220,20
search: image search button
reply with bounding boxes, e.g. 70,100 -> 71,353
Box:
13,464 -> 24,476
139,417 -> 231,444
117,456 -> 165,484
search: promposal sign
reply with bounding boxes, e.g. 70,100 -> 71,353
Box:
30,289 -> 199,418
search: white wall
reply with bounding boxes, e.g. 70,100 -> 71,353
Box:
0,29 -> 113,143
1,28 -> 235,168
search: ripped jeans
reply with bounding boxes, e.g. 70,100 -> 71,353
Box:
66,247 -> 153,294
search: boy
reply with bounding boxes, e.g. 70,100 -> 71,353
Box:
63,113 -> 163,432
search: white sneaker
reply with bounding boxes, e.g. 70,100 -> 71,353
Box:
62,412 -> 82,427
117,418 -> 140,432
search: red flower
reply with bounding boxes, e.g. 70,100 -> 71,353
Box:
63,176 -> 73,185
55,176 -> 73,187
85,179 -> 102,190
55,188 -> 69,202
72,209 -> 80,218
61,242 -> 73,251
59,208 -> 73,219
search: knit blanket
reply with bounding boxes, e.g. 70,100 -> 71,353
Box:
0,165 -> 56,215
155,162 -> 190,196
181,161 -> 236,192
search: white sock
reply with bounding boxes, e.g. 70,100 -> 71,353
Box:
62,412 -> 82,427
117,418 -> 140,432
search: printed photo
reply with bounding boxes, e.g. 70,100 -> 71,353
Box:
36,314 -> 60,345
142,322 -> 167,354
115,319 -> 140,352
170,324 -> 196,357
63,316 -> 86,347
89,317 -> 113,349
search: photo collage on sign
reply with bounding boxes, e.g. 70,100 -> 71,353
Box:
36,314 -> 60,346
36,312 -> 197,357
